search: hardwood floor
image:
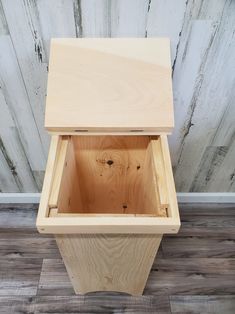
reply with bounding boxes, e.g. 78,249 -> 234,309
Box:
0,203 -> 234,313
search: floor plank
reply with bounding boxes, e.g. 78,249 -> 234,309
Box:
161,236 -> 235,258
0,296 -> 35,314
170,295 -> 235,314
145,271 -> 235,295
0,232 -> 60,259
38,257 -> 235,297
38,259 -> 74,296
0,203 -> 235,313
0,258 -> 42,296
153,258 -> 235,274
0,295 -> 171,314
34,295 -> 171,314
0,205 -> 38,233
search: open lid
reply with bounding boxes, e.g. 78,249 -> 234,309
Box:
45,38 -> 174,134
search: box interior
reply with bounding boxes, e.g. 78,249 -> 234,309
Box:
50,136 -> 168,217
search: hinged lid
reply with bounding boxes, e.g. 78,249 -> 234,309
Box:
45,38 -> 174,134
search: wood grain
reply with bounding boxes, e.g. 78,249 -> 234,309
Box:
0,1 -> 235,192
55,233 -> 162,295
45,38 -> 173,133
72,135 -> 160,215
0,258 -> 42,296
170,295 -> 235,314
1,203 -> 235,312
37,135 -> 180,234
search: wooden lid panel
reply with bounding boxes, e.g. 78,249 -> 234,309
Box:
45,38 -> 174,134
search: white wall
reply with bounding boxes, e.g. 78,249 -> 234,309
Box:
0,0 -> 234,192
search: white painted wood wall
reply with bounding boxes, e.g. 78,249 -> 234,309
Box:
0,0 -> 234,193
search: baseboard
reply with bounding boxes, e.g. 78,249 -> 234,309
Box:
0,193 -> 41,204
0,192 -> 234,204
177,193 -> 235,203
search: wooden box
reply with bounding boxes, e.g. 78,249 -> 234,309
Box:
37,38 -> 180,295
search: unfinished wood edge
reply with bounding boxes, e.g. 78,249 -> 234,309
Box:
46,128 -> 173,136
141,141 -> 162,216
135,234 -> 163,295
36,135 -> 62,232
149,139 -> 169,217
48,207 -> 159,218
36,216 -> 180,234
160,135 -> 180,226
57,137 -> 84,213
49,138 -> 69,208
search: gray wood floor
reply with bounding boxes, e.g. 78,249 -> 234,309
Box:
0,204 -> 234,314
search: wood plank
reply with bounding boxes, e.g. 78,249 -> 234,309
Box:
36,295 -> 171,313
146,0 -> 187,64
0,145 -> 20,192
1,0 -> 49,154
45,38 -> 173,133
81,0 -> 111,37
172,1 -> 235,191
36,135 -> 61,231
0,88 -> 38,191
38,247 -> 164,295
53,137 -> 83,213
49,137 -> 69,208
0,232 -> 60,259
145,271 -> 235,295
149,139 -> 168,216
38,259 -> 74,296
179,204 -> 235,236
179,215 -> 235,236
37,0 -> 77,59
161,236 -> 235,258
0,1 -> 234,193
153,258 -> 235,275
38,135 -> 179,234
0,34 -> 46,190
0,258 -> 42,296
170,295 -> 235,314
55,234 -> 162,295
170,18 -> 218,168
0,295 -> 171,314
0,1 -> 8,35
110,0 -> 149,37
72,136 -> 159,214
0,204 -> 235,310
0,297 -> 35,314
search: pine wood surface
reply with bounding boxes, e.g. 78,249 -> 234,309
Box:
37,135 -> 180,234
0,203 -> 235,313
45,38 -> 173,134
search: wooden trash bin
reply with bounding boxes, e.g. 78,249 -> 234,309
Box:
37,38 -> 180,295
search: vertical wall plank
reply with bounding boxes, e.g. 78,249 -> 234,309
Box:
0,88 -> 38,192
173,0 -> 235,191
1,0 -> 49,154
146,0 -> 187,65
111,0 -> 149,37
0,35 -> 45,190
37,0 -> 77,59
0,0 -> 235,192
169,18 -> 218,166
199,92 -> 235,192
81,0 -> 111,37
0,2 -> 20,192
